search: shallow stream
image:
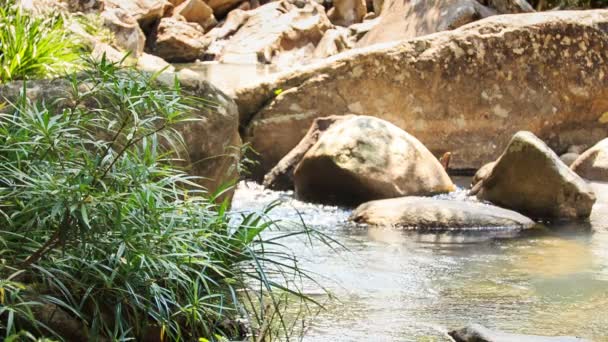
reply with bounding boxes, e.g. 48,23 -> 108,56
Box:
231,179 -> 608,341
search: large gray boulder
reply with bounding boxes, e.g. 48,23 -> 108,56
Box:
263,115 -> 354,191
351,197 -> 536,231
571,138 -> 608,182
292,116 -> 455,205
236,10 -> 608,179
450,324 -> 590,342
472,131 -> 596,220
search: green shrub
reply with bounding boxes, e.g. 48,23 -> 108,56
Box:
0,4 -> 83,83
0,58 -> 323,341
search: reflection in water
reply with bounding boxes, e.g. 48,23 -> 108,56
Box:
231,181 -> 608,341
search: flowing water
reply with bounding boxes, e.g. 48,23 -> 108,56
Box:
231,179 -> 608,341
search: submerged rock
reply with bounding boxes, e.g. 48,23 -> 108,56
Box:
293,116 -> 455,205
236,10 -> 608,178
571,138 -> 608,182
473,132 -> 596,220
450,324 -> 590,342
351,197 -> 536,231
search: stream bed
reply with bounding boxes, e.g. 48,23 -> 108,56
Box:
231,179 -> 608,341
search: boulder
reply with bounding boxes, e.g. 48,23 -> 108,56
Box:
136,53 -> 175,73
206,0 -> 246,18
101,8 -> 147,57
571,138 -> 608,181
472,161 -> 496,187
328,0 -> 367,27
152,17 -> 206,62
292,116 -> 455,205
351,197 -> 536,231
358,0 -> 535,47
473,131 -> 596,220
62,0 -> 104,12
450,324 -> 590,342
173,0 -> 218,31
203,0 -> 333,66
263,115 -> 354,191
357,0 -> 497,47
0,73 -> 241,199
105,0 -> 170,30
236,10 -> 608,179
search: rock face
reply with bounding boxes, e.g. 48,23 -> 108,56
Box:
263,115 -> 353,191
292,116 -> 455,205
153,17 -> 206,62
571,138 -> 608,181
328,0 -> 367,27
473,132 -> 596,220
351,197 -> 536,231
236,10 -> 608,178
450,324 -> 590,342
204,0 -> 333,65
0,74 -> 241,199
102,8 -> 147,57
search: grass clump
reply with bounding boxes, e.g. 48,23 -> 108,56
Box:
0,2 -> 84,83
0,57 -> 324,341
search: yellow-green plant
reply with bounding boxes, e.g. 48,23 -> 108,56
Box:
0,4 -> 83,83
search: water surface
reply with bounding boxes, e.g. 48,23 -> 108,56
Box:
231,180 -> 608,341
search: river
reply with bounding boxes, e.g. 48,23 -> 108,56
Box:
231,179 -> 608,341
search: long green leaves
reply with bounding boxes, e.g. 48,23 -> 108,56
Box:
0,4 -> 83,83
0,58 -> 325,341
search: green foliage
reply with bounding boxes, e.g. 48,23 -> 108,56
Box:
0,58 -> 324,341
0,4 -> 84,83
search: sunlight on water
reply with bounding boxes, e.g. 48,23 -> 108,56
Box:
231,181 -> 608,341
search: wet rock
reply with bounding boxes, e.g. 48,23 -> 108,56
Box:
560,152 -> 580,167
173,0 -> 218,31
351,197 -> 536,230
450,324 -> 590,342
328,0 -> 367,27
153,17 -> 206,62
236,10 -> 608,178
263,115 -> 354,191
204,0 -> 332,66
473,131 -> 596,220
571,138 -> 608,182
293,116 -> 455,205
101,8 -> 146,57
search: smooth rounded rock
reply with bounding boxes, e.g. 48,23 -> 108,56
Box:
474,131 -> 596,220
571,138 -> 608,182
351,196 -> 536,231
294,116 -> 455,205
